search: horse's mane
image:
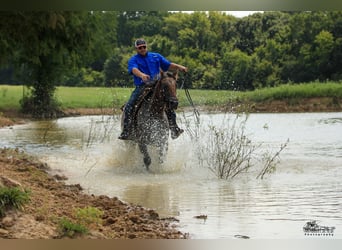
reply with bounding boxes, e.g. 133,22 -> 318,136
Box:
162,70 -> 178,80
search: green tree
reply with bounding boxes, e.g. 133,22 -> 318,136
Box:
103,47 -> 131,87
162,12 -> 188,41
194,66 -> 222,89
61,11 -> 118,87
117,11 -> 169,47
234,13 -> 265,55
312,30 -> 335,80
0,11 -> 98,117
87,11 -> 118,72
220,49 -> 253,90
253,39 -> 284,87
146,34 -> 175,57
328,11 -> 342,80
294,30 -> 335,82
331,37 -> 342,80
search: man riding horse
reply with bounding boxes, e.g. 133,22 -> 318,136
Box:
119,38 -> 188,140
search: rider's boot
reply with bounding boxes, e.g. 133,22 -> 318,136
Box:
170,126 -> 184,140
118,105 -> 133,140
118,126 -> 130,140
166,109 -> 184,140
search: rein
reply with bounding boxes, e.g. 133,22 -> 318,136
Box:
179,73 -> 200,123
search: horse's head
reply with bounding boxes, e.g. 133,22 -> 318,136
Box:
160,71 -> 179,110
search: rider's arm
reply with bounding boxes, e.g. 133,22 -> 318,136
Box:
169,63 -> 188,73
132,68 -> 150,82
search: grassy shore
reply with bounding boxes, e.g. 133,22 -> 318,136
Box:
1,82 -> 342,113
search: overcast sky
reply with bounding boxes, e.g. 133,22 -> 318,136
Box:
225,11 -> 263,18
173,11 -> 263,18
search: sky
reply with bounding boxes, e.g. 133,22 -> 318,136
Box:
225,11 -> 263,18
174,11 -> 263,18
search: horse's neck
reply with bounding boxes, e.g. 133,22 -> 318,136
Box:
144,82 -> 166,114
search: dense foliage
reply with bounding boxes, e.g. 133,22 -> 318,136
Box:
0,11 -> 341,116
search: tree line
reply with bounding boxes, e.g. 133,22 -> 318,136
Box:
0,11 -> 341,117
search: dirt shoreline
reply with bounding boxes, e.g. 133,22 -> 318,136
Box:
0,98 -> 341,239
0,147 -> 188,239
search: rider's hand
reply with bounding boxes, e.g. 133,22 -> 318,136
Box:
179,66 -> 188,73
140,73 -> 150,82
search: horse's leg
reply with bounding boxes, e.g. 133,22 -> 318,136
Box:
158,140 -> 168,164
138,143 -> 151,170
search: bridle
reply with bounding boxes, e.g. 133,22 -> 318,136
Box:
160,73 -> 178,110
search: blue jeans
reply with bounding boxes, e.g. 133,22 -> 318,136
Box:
124,85 -> 145,118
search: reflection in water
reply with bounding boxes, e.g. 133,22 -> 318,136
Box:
123,184 -> 174,216
0,112 -> 342,239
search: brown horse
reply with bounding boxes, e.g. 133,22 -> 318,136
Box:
122,71 -> 179,170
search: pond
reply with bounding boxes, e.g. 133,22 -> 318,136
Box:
1,112 -> 341,239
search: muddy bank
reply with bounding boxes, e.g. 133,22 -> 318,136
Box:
206,97 -> 342,113
0,148 -> 188,239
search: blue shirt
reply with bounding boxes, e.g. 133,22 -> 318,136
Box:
128,52 -> 171,86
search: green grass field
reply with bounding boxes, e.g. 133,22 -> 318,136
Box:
0,85 -> 25,109
1,82 -> 342,111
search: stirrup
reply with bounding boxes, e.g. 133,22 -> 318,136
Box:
171,127 -> 184,139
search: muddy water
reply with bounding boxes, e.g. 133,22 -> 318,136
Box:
1,112 -> 341,239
